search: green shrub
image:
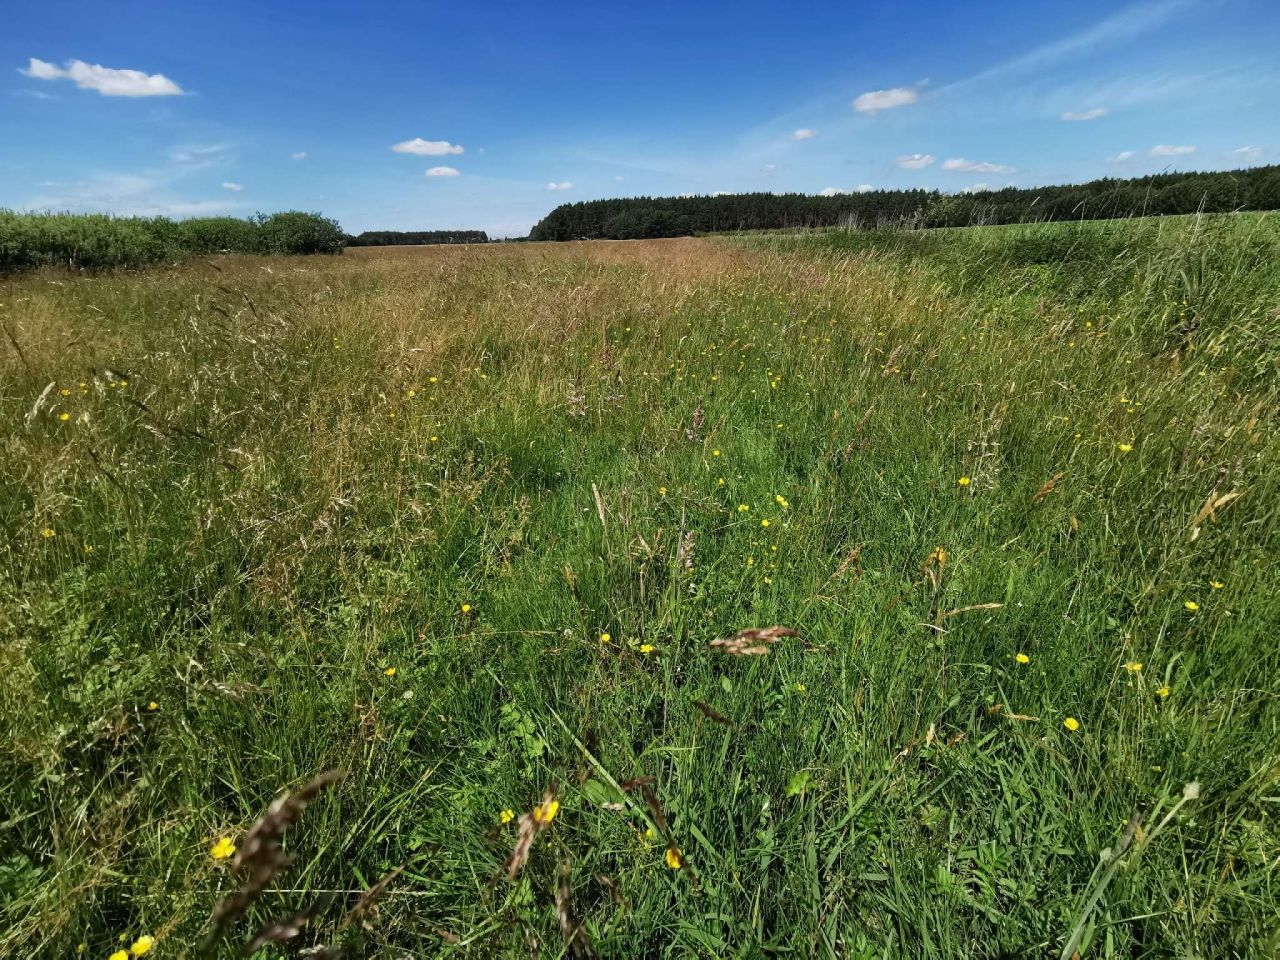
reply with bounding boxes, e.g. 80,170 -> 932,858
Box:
255,211 -> 347,255
0,210 -> 347,273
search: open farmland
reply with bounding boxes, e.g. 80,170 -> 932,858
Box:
1,215 -> 1278,957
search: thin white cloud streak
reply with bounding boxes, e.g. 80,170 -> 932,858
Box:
943,0 -> 1195,93
392,138 -> 464,156
896,154 -> 935,169
1149,144 -> 1195,156
545,181 -> 574,191
852,87 -> 918,114
22,57 -> 183,96
942,157 -> 1016,173
425,166 -> 461,177
1061,107 -> 1108,121
793,128 -> 817,140
221,182 -> 243,191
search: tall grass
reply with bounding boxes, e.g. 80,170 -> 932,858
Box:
0,214 -> 1276,957
0,210 -> 346,272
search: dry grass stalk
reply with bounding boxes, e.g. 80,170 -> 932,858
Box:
206,771 -> 344,946
242,895 -> 333,955
709,626 -> 800,657
676,529 -> 696,571
555,860 -> 594,958
693,700 -> 734,726
503,789 -> 559,880
1032,471 -> 1067,503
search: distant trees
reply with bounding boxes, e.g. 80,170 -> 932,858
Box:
346,230 -> 489,246
528,165 -> 1280,241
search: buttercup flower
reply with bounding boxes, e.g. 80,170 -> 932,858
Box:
665,847 -> 683,869
1184,601 -> 1199,612
533,798 -> 560,824
1015,653 -> 1030,664
1063,717 -> 1080,731
130,936 -> 155,956
210,837 -> 236,860
958,476 -> 971,486
500,808 -> 515,824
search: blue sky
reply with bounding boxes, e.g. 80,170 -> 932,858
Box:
2,0 -> 1276,236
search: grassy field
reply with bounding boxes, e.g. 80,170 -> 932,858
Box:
1,214 -> 1278,958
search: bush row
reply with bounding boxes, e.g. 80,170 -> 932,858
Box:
0,211 -> 347,272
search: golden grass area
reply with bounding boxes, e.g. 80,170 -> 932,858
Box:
1,218 -> 1278,957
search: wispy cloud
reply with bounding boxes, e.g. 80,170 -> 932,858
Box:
291,151 -> 307,160
853,87 -> 918,114
21,57 -> 183,97
425,166 -> 460,177
169,144 -> 233,167
545,181 -> 574,191
1233,145 -> 1263,161
1061,107 -> 1108,121
896,153 -> 935,169
1109,150 -> 1137,163
792,128 -> 817,140
1149,143 -> 1195,156
392,138 -> 464,156
221,182 -> 243,191
942,157 -> 1015,173
946,0 -> 1194,91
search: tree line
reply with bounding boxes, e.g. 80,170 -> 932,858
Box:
345,230 -> 489,246
529,165 -> 1280,241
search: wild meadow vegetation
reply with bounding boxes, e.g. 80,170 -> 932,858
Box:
1,214 -> 1277,957
0,211 -> 346,272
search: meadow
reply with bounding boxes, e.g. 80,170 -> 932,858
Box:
1,214 -> 1277,958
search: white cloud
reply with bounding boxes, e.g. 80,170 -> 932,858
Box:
221,181 -> 243,192
942,157 -> 1016,173
1149,143 -> 1195,156
896,153 -> 935,169
22,57 -> 183,97
793,128 -> 817,140
818,187 -> 846,196
23,171 -> 241,218
961,183 -> 992,193
762,163 -> 777,173
712,190 -> 732,196
853,87 -> 918,114
392,138 -> 464,156
855,184 -> 874,193
1109,150 -> 1136,163
1061,107 -> 1108,121
545,181 -> 573,191
1234,145 -> 1263,161
169,144 -> 232,166
291,151 -> 307,160
425,166 -> 460,177
614,175 -> 625,181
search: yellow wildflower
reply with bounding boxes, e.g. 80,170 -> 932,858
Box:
384,667 -> 397,677
210,837 -> 236,860
41,528 -> 56,539
1124,661 -> 1143,673
533,798 -> 560,824
110,952 -> 129,960
130,936 -> 155,956
1183,601 -> 1199,612
600,632 -> 611,644
1063,717 -> 1080,732
500,808 -> 515,824
958,476 -> 971,486
1117,443 -> 1133,453
761,519 -> 770,527
1210,580 -> 1224,590
1015,653 -> 1030,665
59,412 -> 71,421
658,486 -> 667,496
1156,685 -> 1171,698
737,504 -> 749,513
461,603 -> 472,613
712,449 -> 721,457
639,643 -> 655,654
147,702 -> 158,711
60,388 -> 71,397
665,847 -> 683,869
